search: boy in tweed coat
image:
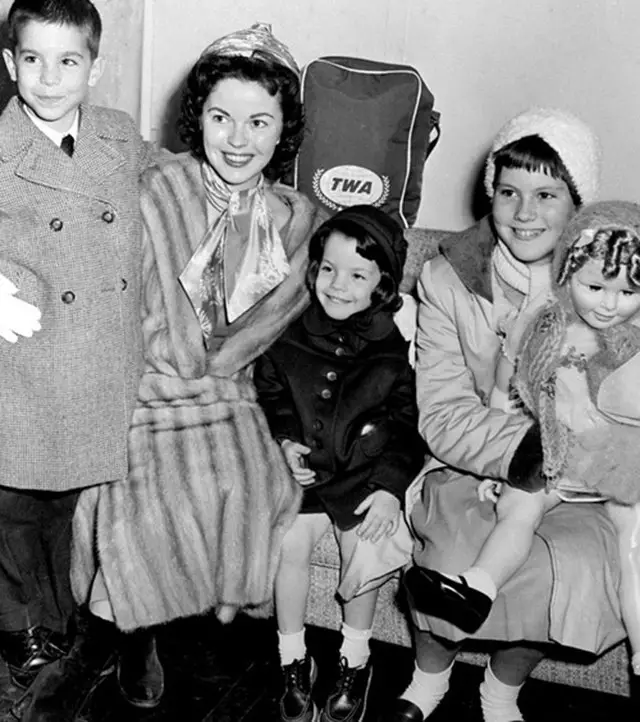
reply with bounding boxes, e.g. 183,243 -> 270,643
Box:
0,0 -> 154,702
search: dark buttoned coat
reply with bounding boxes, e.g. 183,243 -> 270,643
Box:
254,304 -> 426,529
0,97 -> 150,491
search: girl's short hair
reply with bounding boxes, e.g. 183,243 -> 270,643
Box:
492,135 -> 581,207
178,54 -> 303,182
558,228 -> 640,288
306,218 -> 403,313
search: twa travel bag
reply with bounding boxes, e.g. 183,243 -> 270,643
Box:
293,56 -> 441,228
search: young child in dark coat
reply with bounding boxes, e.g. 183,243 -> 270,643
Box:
254,205 -> 425,722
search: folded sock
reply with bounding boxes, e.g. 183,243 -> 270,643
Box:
278,629 -> 306,666
460,567 -> 498,601
479,662 -> 524,722
400,661 -> 453,718
339,623 -> 372,669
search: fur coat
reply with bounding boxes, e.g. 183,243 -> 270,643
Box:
71,154 -> 326,630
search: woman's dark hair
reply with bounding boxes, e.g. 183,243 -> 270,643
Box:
178,54 -> 303,182
558,228 -> 640,288
306,218 -> 403,313
493,135 -> 581,207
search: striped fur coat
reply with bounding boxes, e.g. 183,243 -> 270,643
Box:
71,154 -> 326,630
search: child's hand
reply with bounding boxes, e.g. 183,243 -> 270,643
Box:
354,489 -> 401,543
478,479 -> 502,503
280,440 -> 316,486
0,275 -> 41,343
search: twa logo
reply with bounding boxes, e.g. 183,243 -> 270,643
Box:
313,165 -> 390,211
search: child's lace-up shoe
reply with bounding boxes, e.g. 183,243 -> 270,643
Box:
280,654 -> 318,722
321,656 -> 372,722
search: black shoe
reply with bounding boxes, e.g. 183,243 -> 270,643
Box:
280,655 -> 318,722
381,699 -> 424,722
403,566 -> 492,634
117,629 -> 164,709
0,627 -> 67,689
321,657 -> 372,722
12,609 -> 116,722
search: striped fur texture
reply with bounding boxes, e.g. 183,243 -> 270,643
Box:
71,154 -> 326,629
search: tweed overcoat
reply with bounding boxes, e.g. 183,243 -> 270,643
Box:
0,96 -> 150,492
254,303 -> 426,530
408,217 -> 626,654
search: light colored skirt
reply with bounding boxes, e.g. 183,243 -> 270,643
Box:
409,467 -> 626,654
71,373 -> 301,631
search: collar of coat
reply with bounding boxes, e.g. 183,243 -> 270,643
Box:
302,299 -> 397,343
439,215 -> 496,302
0,95 -> 132,162
141,153 -> 327,379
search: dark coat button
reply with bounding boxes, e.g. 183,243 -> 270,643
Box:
313,419 -> 323,431
102,210 -> 115,223
61,291 -> 76,304
49,218 -> 63,231
326,371 -> 337,382
320,388 -> 332,400
121,278 -> 128,290
335,347 -> 345,357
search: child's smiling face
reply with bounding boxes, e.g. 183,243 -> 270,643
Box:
315,231 -> 381,321
492,167 -> 576,266
570,258 -> 640,330
3,19 -> 103,133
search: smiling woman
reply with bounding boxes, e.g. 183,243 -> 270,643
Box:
65,21 -> 326,713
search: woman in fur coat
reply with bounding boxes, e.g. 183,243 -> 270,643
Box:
19,24 -> 326,720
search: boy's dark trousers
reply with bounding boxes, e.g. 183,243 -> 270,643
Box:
0,485 -> 79,687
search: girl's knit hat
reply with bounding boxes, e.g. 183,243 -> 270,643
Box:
484,107 -> 602,205
326,205 -> 407,285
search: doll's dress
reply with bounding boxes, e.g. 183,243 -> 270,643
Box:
553,345 -> 608,502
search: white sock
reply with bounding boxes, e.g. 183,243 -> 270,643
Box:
400,661 -> 453,718
339,623 -> 372,668
632,652 -> 640,675
460,567 -> 498,600
479,662 -> 524,722
278,629 -> 306,666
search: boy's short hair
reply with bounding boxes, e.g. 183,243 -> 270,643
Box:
492,135 -> 581,207
7,0 -> 102,59
306,217 -> 404,314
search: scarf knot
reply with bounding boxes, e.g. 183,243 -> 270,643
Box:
179,164 -> 290,346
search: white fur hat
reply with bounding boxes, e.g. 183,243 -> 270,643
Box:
484,107 -> 601,205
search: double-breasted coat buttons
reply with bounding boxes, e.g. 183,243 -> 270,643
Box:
49,218 -> 63,231
61,291 -> 76,304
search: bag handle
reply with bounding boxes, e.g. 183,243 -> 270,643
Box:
425,111 -> 441,161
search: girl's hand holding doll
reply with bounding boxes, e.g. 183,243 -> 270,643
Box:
478,479 -> 503,503
354,489 -> 400,543
280,439 -> 316,486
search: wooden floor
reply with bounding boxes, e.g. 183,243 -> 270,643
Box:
65,612 -> 637,722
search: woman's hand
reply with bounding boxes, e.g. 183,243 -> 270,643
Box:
354,490 -> 401,543
280,440 -> 316,486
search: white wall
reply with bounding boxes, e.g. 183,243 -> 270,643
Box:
145,0 -> 640,230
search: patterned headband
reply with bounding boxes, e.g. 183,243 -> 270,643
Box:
200,22 -> 300,78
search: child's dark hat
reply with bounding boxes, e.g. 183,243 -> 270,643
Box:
329,205 -> 407,284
